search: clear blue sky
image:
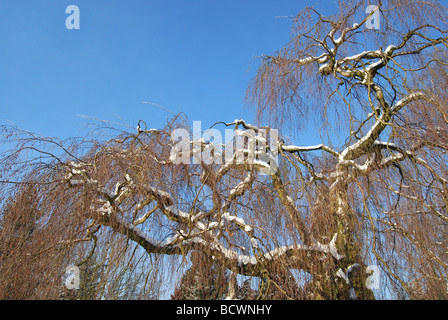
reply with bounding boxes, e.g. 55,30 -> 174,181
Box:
0,0 -> 334,143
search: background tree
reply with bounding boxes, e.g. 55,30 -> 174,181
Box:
1,0 -> 448,300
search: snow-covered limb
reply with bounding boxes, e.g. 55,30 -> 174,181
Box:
113,174 -> 133,205
92,198 -> 345,276
372,140 -> 398,149
339,92 -> 423,161
390,92 -> 425,114
65,162 -> 99,187
225,119 -> 262,132
65,162 -> 113,201
331,21 -> 360,45
311,233 -> 344,260
65,156 -> 344,276
70,164 -> 196,224
222,212 -> 248,229
222,171 -> 254,216
90,199 -> 114,216
133,205 -> 158,225
280,143 -> 339,157
269,52 -> 330,69
229,172 -> 253,198
264,233 -> 344,262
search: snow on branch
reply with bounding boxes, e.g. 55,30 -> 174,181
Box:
390,92 -> 425,114
339,92 -> 424,162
